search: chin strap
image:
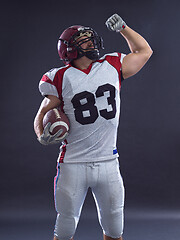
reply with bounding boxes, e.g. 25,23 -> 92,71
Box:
85,49 -> 100,60
77,49 -> 100,61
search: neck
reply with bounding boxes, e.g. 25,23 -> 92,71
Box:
72,56 -> 93,70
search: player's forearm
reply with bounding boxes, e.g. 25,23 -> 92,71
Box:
34,112 -> 44,139
34,95 -> 61,139
120,26 -> 152,56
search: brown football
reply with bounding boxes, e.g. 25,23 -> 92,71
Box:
43,108 -> 70,140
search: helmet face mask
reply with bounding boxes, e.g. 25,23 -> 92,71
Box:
72,29 -> 102,61
58,26 -> 104,64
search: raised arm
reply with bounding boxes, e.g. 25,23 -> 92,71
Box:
105,13 -> 153,79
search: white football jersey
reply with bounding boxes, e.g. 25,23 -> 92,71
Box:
39,52 -> 126,163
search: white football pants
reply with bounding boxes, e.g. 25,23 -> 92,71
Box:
54,158 -> 125,240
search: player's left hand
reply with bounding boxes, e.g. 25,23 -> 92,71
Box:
105,13 -> 126,32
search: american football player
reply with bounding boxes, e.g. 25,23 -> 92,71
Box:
34,13 -> 153,240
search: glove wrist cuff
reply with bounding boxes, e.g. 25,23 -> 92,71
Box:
116,21 -> 127,32
38,136 -> 48,145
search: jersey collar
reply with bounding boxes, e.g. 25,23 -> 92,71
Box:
69,62 -> 93,75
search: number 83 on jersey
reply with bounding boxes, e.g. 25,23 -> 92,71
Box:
71,83 -> 117,125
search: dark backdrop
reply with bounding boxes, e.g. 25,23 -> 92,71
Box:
1,0 -> 180,219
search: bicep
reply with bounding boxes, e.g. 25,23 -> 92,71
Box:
121,52 -> 151,79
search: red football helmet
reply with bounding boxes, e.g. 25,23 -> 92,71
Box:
57,25 -> 104,64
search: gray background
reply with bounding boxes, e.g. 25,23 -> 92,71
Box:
1,0 -> 180,239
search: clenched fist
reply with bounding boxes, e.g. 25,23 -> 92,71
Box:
105,13 -> 126,32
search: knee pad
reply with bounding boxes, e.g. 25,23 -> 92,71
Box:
54,213 -> 78,240
101,208 -> 124,238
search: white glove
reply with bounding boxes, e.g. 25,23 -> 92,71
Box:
105,13 -> 126,32
38,122 -> 65,145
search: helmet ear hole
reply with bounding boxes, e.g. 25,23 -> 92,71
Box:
67,47 -> 73,52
